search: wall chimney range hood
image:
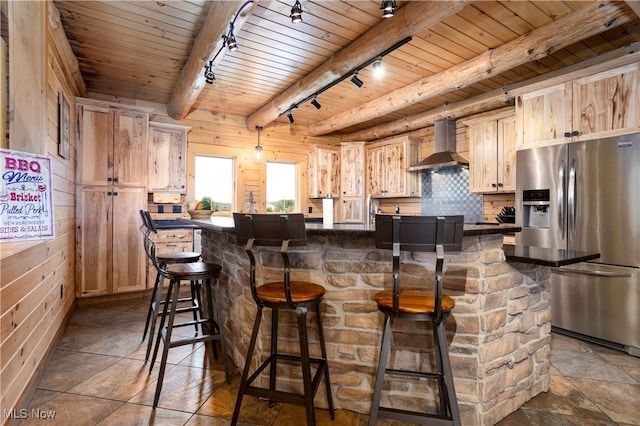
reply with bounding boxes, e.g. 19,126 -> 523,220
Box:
408,119 -> 469,172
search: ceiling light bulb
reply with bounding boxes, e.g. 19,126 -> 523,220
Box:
372,57 -> 384,78
290,0 -> 303,23
351,73 -> 364,88
380,0 -> 396,18
311,96 -> 321,110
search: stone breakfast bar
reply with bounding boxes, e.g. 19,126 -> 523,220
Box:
183,216 -> 596,425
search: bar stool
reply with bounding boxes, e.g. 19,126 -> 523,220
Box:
148,252 -> 231,408
139,211 -> 201,361
231,213 -> 334,426
369,215 -> 464,426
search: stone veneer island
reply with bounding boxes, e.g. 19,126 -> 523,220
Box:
181,216 -> 597,425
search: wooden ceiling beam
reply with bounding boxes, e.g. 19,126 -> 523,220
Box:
48,2 -> 86,96
166,1 -> 256,120
308,1 -> 635,137
244,0 -> 471,132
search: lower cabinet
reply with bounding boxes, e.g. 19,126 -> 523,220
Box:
76,186 -> 147,297
146,229 -> 194,288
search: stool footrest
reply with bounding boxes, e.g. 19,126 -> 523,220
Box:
378,407 -> 455,426
385,368 -> 442,381
245,353 -> 329,406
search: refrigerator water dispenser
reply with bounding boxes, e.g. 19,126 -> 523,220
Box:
522,189 -> 551,229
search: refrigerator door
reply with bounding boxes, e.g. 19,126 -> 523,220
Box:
568,133 -> 640,267
551,262 -> 640,355
516,143 -> 567,249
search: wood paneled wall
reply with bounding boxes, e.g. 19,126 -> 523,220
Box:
0,1 -> 80,418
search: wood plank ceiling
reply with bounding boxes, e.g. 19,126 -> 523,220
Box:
55,0 -> 640,141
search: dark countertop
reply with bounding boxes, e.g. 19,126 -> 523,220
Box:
153,219 -> 200,229
179,216 -> 521,237
503,244 -> 600,267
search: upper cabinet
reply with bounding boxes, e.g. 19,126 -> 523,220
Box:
468,112 -> 516,193
148,122 -> 190,193
76,99 -> 149,187
366,136 -> 420,198
308,145 -> 340,198
517,63 -> 640,149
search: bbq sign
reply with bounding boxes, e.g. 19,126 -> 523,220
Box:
0,149 -> 54,241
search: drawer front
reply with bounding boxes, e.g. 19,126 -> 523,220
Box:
154,229 -> 193,243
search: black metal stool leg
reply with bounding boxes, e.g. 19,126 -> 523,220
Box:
436,320 -> 461,425
153,278 -> 180,408
369,315 -> 393,426
269,308 -> 279,405
146,273 -> 166,362
231,305 -> 264,425
296,306 -> 316,426
432,321 -> 448,417
315,304 -> 335,419
150,278 -> 174,371
143,271 -> 161,341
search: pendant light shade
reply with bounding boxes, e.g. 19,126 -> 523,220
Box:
254,126 -> 263,162
290,0 -> 303,23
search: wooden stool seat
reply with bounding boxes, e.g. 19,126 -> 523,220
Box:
256,281 -> 326,305
157,251 -> 200,263
374,289 -> 455,316
165,261 -> 222,279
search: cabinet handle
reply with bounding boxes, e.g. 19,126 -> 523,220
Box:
491,183 -> 497,188
572,130 -> 579,137
564,132 -> 571,138
113,177 -> 119,183
497,183 -> 503,187
113,191 -> 118,196
107,177 -> 113,182
107,191 -> 112,196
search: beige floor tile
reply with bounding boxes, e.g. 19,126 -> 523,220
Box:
21,393 -> 122,426
37,350 -> 121,392
568,377 -> 640,425
96,403 -> 192,426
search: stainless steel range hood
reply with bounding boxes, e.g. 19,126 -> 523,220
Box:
408,120 -> 469,172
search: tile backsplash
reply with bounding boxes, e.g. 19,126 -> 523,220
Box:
420,167 -> 483,223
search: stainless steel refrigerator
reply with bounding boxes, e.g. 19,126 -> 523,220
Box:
516,133 -> 640,356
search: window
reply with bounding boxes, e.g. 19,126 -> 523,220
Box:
194,155 -> 234,213
266,162 -> 297,213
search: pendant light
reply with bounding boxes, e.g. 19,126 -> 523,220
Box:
254,126 -> 263,162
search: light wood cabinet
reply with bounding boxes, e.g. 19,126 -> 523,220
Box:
76,99 -> 149,186
75,98 -> 150,297
366,137 -> 420,198
148,122 -> 190,193
339,142 -> 364,223
76,186 -> 147,297
468,113 -> 516,193
146,228 -> 194,288
517,63 -> 640,149
308,146 -> 340,198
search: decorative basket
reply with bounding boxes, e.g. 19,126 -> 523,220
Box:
188,209 -> 213,219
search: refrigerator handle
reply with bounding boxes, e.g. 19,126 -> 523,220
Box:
552,267 -> 632,278
558,161 -> 565,240
568,158 -> 577,241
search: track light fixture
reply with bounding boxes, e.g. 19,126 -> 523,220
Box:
290,0 -> 303,23
287,112 -> 295,123
254,125 -> 263,162
204,60 -> 216,84
310,96 -> 321,110
351,72 -> 364,88
224,22 -> 238,51
380,0 -> 397,18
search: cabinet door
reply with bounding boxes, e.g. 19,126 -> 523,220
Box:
112,187 -> 147,293
384,142 -> 407,197
77,105 -> 113,185
516,83 -> 572,149
341,143 -> 364,197
148,125 -> 187,193
317,148 -> 340,198
76,186 -> 112,297
469,120 -> 499,193
497,115 -> 516,192
573,63 -> 640,141
340,197 -> 364,223
113,110 -> 148,187
367,146 -> 385,197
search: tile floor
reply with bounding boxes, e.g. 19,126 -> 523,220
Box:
17,297 -> 640,425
